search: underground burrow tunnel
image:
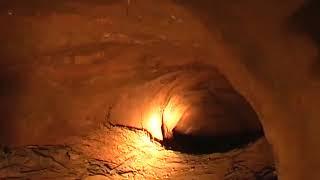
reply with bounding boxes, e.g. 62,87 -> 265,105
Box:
108,64 -> 263,154
1,0 -> 320,179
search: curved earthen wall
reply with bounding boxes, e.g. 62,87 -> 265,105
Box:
1,0 -> 320,179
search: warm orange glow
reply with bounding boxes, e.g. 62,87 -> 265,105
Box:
163,96 -> 186,136
147,112 -> 163,140
127,128 -> 183,173
144,96 -> 187,140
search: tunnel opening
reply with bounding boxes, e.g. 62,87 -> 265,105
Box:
147,66 -> 266,154
105,63 -> 264,154
161,130 -> 263,154
110,64 -> 265,155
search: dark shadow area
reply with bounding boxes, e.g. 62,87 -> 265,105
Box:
0,67 -> 26,145
290,0 -> 320,79
162,129 -> 263,154
291,0 -> 320,44
0,0 -> 120,15
156,62 -> 264,154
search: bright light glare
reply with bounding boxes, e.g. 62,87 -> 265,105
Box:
147,113 -> 163,140
163,97 -> 186,136
145,96 -> 186,141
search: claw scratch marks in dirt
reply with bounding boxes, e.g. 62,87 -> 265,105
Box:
111,155 -> 135,171
0,164 -> 19,171
31,149 -> 68,169
87,157 -> 142,177
107,121 -> 162,144
224,156 -> 276,180
0,126 -> 273,179
20,168 -> 47,173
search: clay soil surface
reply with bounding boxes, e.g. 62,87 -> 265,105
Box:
0,0 -> 275,179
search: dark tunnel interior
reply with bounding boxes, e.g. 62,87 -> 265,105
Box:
162,130 -> 263,154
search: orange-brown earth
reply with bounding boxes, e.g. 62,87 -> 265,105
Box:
1,0 -> 320,179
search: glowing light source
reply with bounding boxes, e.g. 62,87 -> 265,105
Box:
145,96 -> 187,141
147,112 -> 163,140
163,96 -> 186,138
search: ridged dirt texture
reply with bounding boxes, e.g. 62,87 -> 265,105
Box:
0,126 -> 275,180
